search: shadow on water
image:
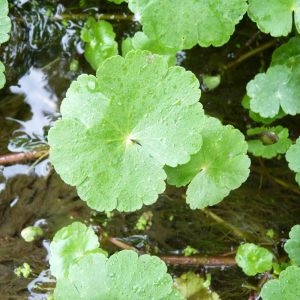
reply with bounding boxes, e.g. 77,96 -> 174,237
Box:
0,1 -> 300,299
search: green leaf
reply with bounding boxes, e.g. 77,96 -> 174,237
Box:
174,272 -> 220,300
286,137 -> 300,185
107,0 -> 126,4
54,250 -> 184,300
235,243 -> 273,276
140,0 -> 247,49
248,0 -> 300,37
48,50 -> 204,212
49,222 -> 102,279
122,31 -> 177,65
165,116 -> 250,209
260,266 -> 300,300
271,37 -> 300,68
246,65 -> 300,117
0,0 -> 11,44
246,126 -> 292,159
80,17 -> 118,70
0,61 -> 5,89
284,225 -> 300,266
241,95 -> 286,124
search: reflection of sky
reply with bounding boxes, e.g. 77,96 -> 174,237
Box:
10,67 -> 58,138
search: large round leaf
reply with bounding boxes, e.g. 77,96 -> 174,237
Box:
0,0 -> 11,44
284,225 -> 300,266
286,137 -> 300,185
165,116 -> 250,209
140,0 -> 247,49
48,50 -> 204,212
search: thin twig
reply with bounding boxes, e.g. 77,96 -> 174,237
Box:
0,148 -> 49,166
106,236 -> 139,252
202,208 -> 252,241
52,13 -> 134,22
223,40 -> 277,70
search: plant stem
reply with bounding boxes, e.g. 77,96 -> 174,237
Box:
0,148 -> 49,166
160,255 -> 236,267
223,39 -> 277,70
202,208 -> 251,241
52,13 -> 134,22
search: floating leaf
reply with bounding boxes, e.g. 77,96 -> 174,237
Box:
0,0 -> 11,44
286,137 -> 300,185
54,252 -> 184,300
271,37 -> 300,68
284,225 -> 300,266
139,0 -> 247,49
242,95 -> 286,124
174,272 -> 220,300
235,243 -> 273,276
248,0 -> 300,37
246,126 -> 292,159
246,65 -> 300,118
80,17 -> 118,70
260,266 -> 300,300
49,222 -> 102,279
165,116 -> 250,209
48,50 -> 204,212
122,31 -> 177,65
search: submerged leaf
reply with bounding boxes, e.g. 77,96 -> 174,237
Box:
248,0 -> 300,37
80,17 -> 118,70
139,0 -> 247,48
165,116 -> 250,209
284,225 -> 300,266
286,137 -> 300,185
246,126 -> 292,159
48,50 -> 204,212
236,243 -> 273,276
260,266 -> 300,300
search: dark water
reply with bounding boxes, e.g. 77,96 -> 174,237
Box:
0,1 -> 300,299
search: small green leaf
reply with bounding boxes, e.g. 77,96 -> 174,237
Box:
48,50 -> 205,212
107,0 -> 126,3
286,137 -> 300,185
248,0 -> 300,37
284,225 -> 300,266
247,126 -> 292,159
20,226 -> 44,242
140,0 -> 247,48
54,250 -> 184,300
0,0 -> 11,44
80,17 -> 118,70
271,37 -> 300,68
247,65 -> 300,117
122,31 -> 177,65
260,266 -> 300,300
49,222 -> 101,279
235,243 -> 273,276
165,116 -> 250,209
14,263 -> 32,278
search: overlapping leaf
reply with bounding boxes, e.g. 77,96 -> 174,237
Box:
286,137 -> 300,185
165,116 -> 250,209
49,222 -> 102,279
48,50 -> 204,212
247,126 -> 292,159
122,31 -> 177,65
248,0 -> 300,37
135,0 -> 247,49
284,225 -> 300,266
246,65 -> 300,117
260,266 -> 300,300
80,17 -> 118,70
235,243 -> 273,276
51,223 -> 183,300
